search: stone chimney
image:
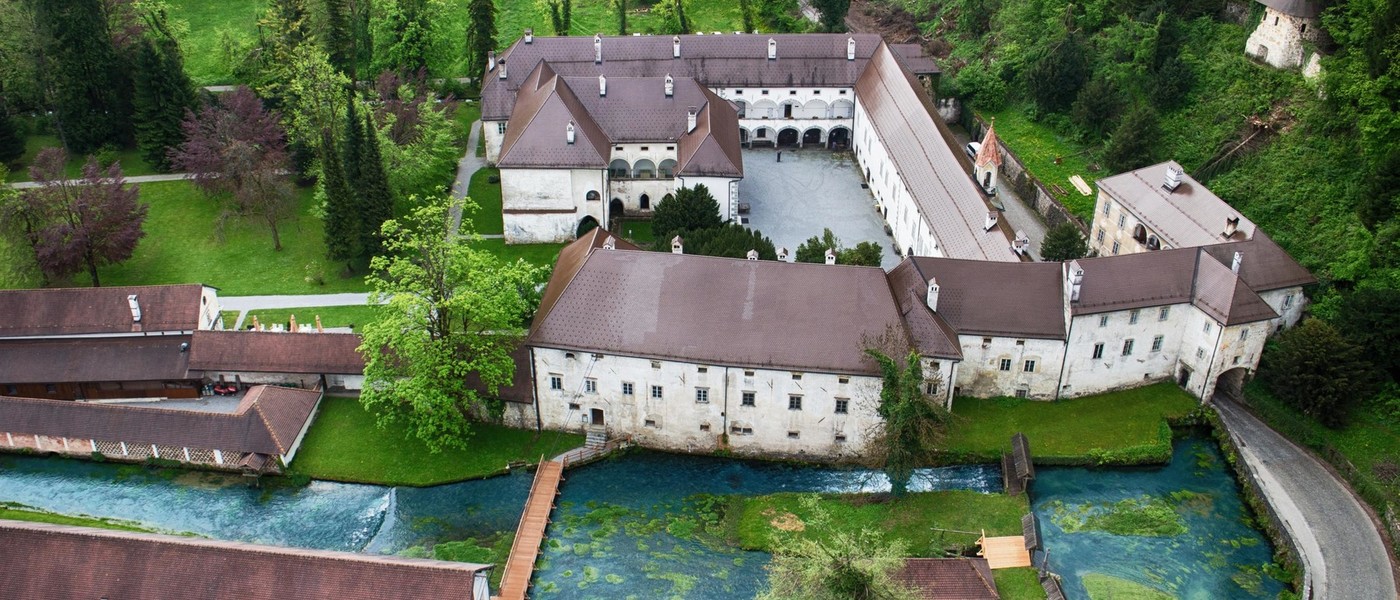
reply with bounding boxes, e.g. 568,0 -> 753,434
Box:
599,74 -> 607,97
1068,262 -> 1084,303
594,34 -> 603,64
824,248 -> 837,265
603,236 -> 616,250
847,37 -> 856,60
767,38 -> 777,60
665,74 -> 674,97
524,28 -> 534,44
498,58 -> 507,79
673,35 -> 681,58
128,294 -> 142,323
1012,230 -> 1030,256
926,277 -> 940,312
1223,216 -> 1240,238
746,249 -> 759,261
671,235 -> 684,254
1231,251 -> 1243,274
778,247 -> 789,261
1162,165 -> 1183,192
984,210 -> 999,232
487,50 -> 496,71
686,106 -> 698,133
566,121 -> 576,144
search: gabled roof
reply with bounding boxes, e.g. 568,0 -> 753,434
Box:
0,335 -> 193,384
1098,161 -> 1255,249
904,257 -> 1067,340
0,384 -> 321,456
855,43 -> 1016,262
0,284 -> 206,338
563,75 -> 711,142
677,91 -> 744,178
1071,247 -> 1280,325
532,227 -> 640,332
975,122 -> 1002,168
885,260 -> 962,360
497,61 -> 611,168
1199,232 -> 1316,292
1257,0 -> 1322,17
891,43 -> 942,75
1190,252 -> 1280,325
895,558 -> 1000,599
0,521 -> 491,600
528,241 -> 905,375
189,330 -> 365,375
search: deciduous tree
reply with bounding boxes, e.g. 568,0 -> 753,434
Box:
14,149 -> 147,286
757,495 -> 919,600
865,346 -> 949,496
1260,318 -> 1379,428
1040,222 -> 1088,261
1333,288 -> 1400,381
370,0 -> 449,77
651,184 -> 723,243
795,228 -> 883,266
359,195 -> 545,451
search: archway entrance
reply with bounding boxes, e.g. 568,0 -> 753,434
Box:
802,128 -> 822,146
1214,367 -> 1250,401
777,128 -> 799,147
576,216 -> 600,237
608,198 -> 624,226
828,127 -> 850,150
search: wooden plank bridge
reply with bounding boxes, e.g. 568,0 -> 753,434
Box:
494,457 -> 563,600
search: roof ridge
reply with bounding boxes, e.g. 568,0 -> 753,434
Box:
246,390 -> 286,454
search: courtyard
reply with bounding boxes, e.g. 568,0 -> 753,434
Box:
737,147 -> 901,269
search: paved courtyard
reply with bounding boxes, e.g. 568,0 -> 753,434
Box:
738,148 -> 901,269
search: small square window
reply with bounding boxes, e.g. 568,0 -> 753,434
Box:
1239,329 -> 1250,341
1099,315 -> 1109,327
651,385 -> 663,399
834,433 -> 847,443
744,369 -> 755,377
999,359 -> 1012,371
1122,339 -> 1135,356
584,378 -> 597,393
697,366 -> 708,374
1196,347 -> 1206,359
1129,309 -> 1140,324
1015,389 -> 1028,398
834,398 -> 849,414
645,419 -> 658,428
1203,322 -> 1213,334
549,374 -> 563,390
982,337 -> 992,346
497,122 -> 507,134
925,381 -> 939,394
568,402 -> 580,410
695,387 -> 710,403
622,382 -> 634,395
651,360 -> 662,369
1092,343 -> 1105,359
838,376 -> 849,384
700,423 -> 711,432
787,431 -> 800,439
1151,335 -> 1164,352
1233,355 -> 1241,365
1159,307 -> 1171,321
1023,360 -> 1036,373
791,372 -> 803,381
788,395 -> 803,410
742,391 -> 756,406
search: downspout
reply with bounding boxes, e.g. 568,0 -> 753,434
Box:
722,366 -> 731,443
528,346 -> 543,431
1054,319 -> 1075,401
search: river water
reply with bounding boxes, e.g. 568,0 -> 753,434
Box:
0,435 -> 1283,599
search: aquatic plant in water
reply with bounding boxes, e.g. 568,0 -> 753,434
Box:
1048,495 -> 1188,536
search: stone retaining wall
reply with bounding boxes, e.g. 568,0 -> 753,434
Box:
963,115 -> 1087,234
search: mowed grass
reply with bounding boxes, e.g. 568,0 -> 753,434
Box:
730,491 -> 1028,557
977,104 -> 1100,220
168,0 -> 267,86
498,0 -> 746,46
465,167 -> 504,235
0,504 -> 156,533
242,304 -> 380,332
473,238 -> 566,268
995,568 -> 1047,600
6,132 -> 159,182
942,382 -> 1200,465
93,180 -> 369,295
290,396 -> 585,486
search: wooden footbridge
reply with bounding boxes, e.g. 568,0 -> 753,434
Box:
494,457 -> 563,600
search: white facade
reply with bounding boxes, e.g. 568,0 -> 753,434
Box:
1090,191 -> 1163,256
853,100 -> 940,258
715,86 -> 856,148
501,168 -> 607,243
1246,7 -> 1320,70
952,336 -> 1065,400
527,347 -> 884,460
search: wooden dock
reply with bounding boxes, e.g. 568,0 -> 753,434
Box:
978,533 -> 1032,569
495,459 -> 564,600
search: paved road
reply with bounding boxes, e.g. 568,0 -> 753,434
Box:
1213,396 -> 1397,600
947,126 -> 1049,260
6,172 -> 192,189
449,119 -> 485,238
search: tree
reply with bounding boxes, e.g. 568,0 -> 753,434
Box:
674,0 -> 690,34
1149,54 -> 1194,111
739,0 -> 756,33
757,495 -> 919,600
684,223 -> 778,259
171,86 -> 296,250
795,228 -> 883,266
865,347 -> 949,496
546,0 -> 572,36
811,0 -> 850,32
1102,104 -> 1161,173
372,77 -> 460,200
359,195 -> 545,451
320,130 -> 359,266
466,0 -> 497,78
322,0 -> 356,76
245,0 -> 315,106
651,184 -> 723,243
0,101 -> 22,166
614,0 -> 627,35
15,149 -> 147,286
843,242 -> 883,267
1334,288 -> 1400,381
1070,76 -> 1122,141
279,44 -> 351,157
358,112 -> 395,258
1260,318 -> 1379,428
33,0 -> 134,153
1040,222 -> 1087,261
370,0 -> 449,77
1023,34 -> 1090,114
131,13 -> 198,172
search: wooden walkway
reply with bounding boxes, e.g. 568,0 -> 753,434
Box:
495,459 -> 563,600
978,533 -> 1032,569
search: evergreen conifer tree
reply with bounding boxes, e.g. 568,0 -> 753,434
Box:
358,113 -> 394,260
322,0 -> 355,77
321,131 -> 359,266
467,0 -> 497,77
34,0 -> 134,153
0,91 -> 23,165
342,93 -> 365,188
132,22 -> 197,171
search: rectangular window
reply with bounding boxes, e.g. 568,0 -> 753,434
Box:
787,431 -> 800,439
1233,355 -> 1242,365
1196,347 -> 1206,359
651,360 -> 662,369
568,402 -> 580,411
650,385 -> 663,399
1095,228 -> 1104,243
1024,360 -> 1036,373
549,374 -> 563,390
1203,322 -> 1213,334
834,398 -> 849,414
496,122 -> 506,134
1092,343 -> 1105,359
1159,307 -> 1170,321
645,419 -> 658,428
1129,309 -> 1140,324
695,387 -> 710,403
584,378 -> 597,394
734,89 -> 743,94
700,423 -> 711,432
834,433 -> 847,443
761,89 -> 769,95
697,366 -> 708,374
666,145 -> 674,151
744,369 -> 755,377
788,395 -> 803,410
1111,241 -> 1120,255
1099,315 -> 1109,327
1283,294 -> 1295,308
839,89 -> 848,94
1239,329 -> 1250,341
982,337 -> 992,346
838,376 -> 849,384
1151,335 -> 1164,352
789,90 -> 797,94
1118,215 -> 1127,228
1103,202 -> 1112,216
1016,339 -> 1026,346
1122,339 -> 1135,356
926,381 -> 939,395
999,359 -> 1012,371
791,372 -> 803,380
640,146 -> 649,151
622,382 -> 634,395
1015,389 -> 1028,398
742,391 -> 756,406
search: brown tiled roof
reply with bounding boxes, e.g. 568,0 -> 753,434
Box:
906,257 -> 1067,339
497,61 -> 611,168
0,384 -> 320,456
0,284 -> 206,338
563,74 -> 711,141
0,335 -> 193,384
975,122 -> 1002,168
483,33 -> 886,120
1098,161 -> 1256,249
1190,252 -> 1279,325
1071,247 -> 1281,325
0,521 -> 490,600
1199,232 -> 1315,292
189,330 -> 366,374
891,44 -> 942,75
465,344 -> 535,404
533,228 -> 640,331
894,558 -> 1000,599
855,44 -> 1016,262
1258,0 -> 1322,17
528,246 -> 906,375
886,260 -> 962,359
677,90 -> 744,178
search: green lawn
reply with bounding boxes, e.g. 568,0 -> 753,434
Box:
995,568 -> 1047,600
289,396 -> 585,486
730,491 -> 1028,557
91,180 -> 370,295
242,304 -> 380,332
976,104 -> 1100,220
465,167 -> 504,235
942,383 -> 1200,465
0,503 -> 156,533
474,238 -> 567,269
617,218 -> 656,248
6,132 -> 159,182
168,0 -> 266,85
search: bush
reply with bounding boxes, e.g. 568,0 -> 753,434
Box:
1101,104 -> 1161,173
1260,319 -> 1379,428
1040,222 -> 1088,261
954,61 -> 1008,112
